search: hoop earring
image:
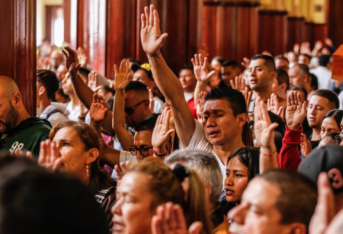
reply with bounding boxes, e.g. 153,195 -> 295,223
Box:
86,163 -> 90,177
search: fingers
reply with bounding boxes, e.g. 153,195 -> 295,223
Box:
173,204 -> 187,230
144,6 -> 149,28
207,70 -> 215,79
189,222 -> 203,234
114,64 -> 118,75
38,141 -> 46,164
230,80 -> 235,89
141,13 -> 146,29
153,9 -> 161,31
268,122 -> 279,133
114,165 -> 123,181
151,215 -> 162,234
52,158 -> 63,171
26,151 -> 32,159
50,141 -> 59,164
157,33 -> 168,45
149,5 -> 154,27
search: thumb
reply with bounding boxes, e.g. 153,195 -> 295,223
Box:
206,70 -> 215,79
189,222 -> 203,234
157,33 -> 168,45
268,123 -> 279,133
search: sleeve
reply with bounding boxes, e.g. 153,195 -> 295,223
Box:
119,151 -> 137,164
183,120 -> 212,152
278,125 -> 302,170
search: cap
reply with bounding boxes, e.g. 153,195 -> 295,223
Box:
298,145 -> 343,194
131,63 -> 153,80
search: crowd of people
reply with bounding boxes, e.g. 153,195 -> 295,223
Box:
1,4 -> 343,234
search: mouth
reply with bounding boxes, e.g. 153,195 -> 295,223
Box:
308,117 -> 316,122
112,221 -> 125,232
250,78 -> 258,84
225,188 -> 235,195
208,130 -> 220,138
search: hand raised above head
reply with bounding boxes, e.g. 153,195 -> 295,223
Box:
90,93 -> 108,123
191,54 -> 215,82
140,5 -> 168,57
114,59 -> 132,90
286,91 -> 307,130
62,46 -> 79,70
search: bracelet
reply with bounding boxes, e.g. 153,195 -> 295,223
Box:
153,149 -> 169,157
78,116 -> 85,120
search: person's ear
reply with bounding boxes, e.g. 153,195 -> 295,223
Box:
39,86 -> 46,96
86,148 -> 99,164
303,74 -> 309,83
270,71 -> 277,80
12,92 -> 22,107
237,113 -> 248,128
285,223 -> 307,234
280,83 -> 287,94
165,141 -> 172,154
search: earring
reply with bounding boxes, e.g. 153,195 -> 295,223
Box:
86,163 -> 90,177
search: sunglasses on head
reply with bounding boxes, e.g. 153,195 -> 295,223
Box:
124,100 -> 147,115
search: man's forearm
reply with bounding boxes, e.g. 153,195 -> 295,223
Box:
71,74 -> 94,108
194,81 -> 207,110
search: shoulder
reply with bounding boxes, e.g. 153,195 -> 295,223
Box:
184,119 -> 212,152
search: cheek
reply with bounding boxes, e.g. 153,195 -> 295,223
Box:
122,203 -> 153,233
235,178 -> 248,195
60,148 -> 86,172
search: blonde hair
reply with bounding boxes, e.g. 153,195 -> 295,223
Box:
127,158 -> 213,234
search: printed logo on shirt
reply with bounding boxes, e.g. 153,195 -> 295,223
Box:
328,168 -> 343,189
10,141 -> 24,152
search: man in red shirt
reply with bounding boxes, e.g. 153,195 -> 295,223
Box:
179,65 -> 198,119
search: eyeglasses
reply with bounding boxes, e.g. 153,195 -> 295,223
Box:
129,145 -> 153,157
124,100 -> 147,115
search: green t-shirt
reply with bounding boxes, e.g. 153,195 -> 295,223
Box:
0,117 -> 51,158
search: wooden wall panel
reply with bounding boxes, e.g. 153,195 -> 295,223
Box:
313,24 -> 327,44
328,0 -> 343,46
287,17 -> 305,51
105,0 -> 136,79
258,11 -> 288,56
0,0 -> 36,116
63,0 -> 71,45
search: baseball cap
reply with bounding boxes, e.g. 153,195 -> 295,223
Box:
298,145 -> 343,194
131,63 -> 153,80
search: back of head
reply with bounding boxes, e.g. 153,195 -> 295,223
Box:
260,169 -> 317,228
276,68 -> 289,91
180,64 -> 194,73
268,111 -> 285,136
0,171 -> 108,234
251,54 -> 276,72
205,87 -> 253,146
311,89 -> 339,110
295,63 -> 310,76
275,55 -> 289,64
222,60 -> 240,71
228,147 -> 260,181
290,86 -> 308,100
165,149 -> 223,205
318,55 -> 331,67
212,57 -> 225,65
36,69 -> 60,100
125,81 -> 149,98
324,109 -> 343,128
299,145 -> 343,195
0,76 -> 20,99
128,158 -> 213,234
134,113 -> 160,132
310,73 -> 318,90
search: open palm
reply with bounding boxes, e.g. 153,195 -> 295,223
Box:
152,108 -> 174,149
141,5 -> 168,56
191,54 -> 215,82
90,94 -> 108,122
286,91 -> 307,130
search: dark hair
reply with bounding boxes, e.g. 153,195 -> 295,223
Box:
205,87 -> 253,146
212,57 -> 225,65
0,171 -> 108,234
180,64 -> 194,73
275,55 -> 289,64
125,81 -> 149,96
309,73 -> 318,90
323,109 -> 343,129
290,86 -> 308,101
126,58 -> 141,64
274,131 -> 283,153
311,89 -> 339,109
222,60 -> 240,70
276,68 -> 290,91
228,147 -> 260,181
134,114 -> 160,132
300,54 -> 312,61
319,133 -> 341,147
260,170 -> 317,228
36,69 -> 59,100
251,54 -> 276,71
78,67 -> 91,82
55,88 -> 69,101
102,85 -> 116,96
105,97 -> 114,110
318,55 -> 331,67
268,111 -> 285,136
294,63 -> 310,76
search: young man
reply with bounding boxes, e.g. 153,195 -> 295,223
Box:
132,63 -> 165,113
219,61 -> 241,88
306,89 -> 339,149
274,55 -> 289,72
36,70 -> 69,127
228,169 -> 317,234
0,76 -> 51,157
179,65 -> 198,119
272,68 -> 289,100
139,5 -> 250,182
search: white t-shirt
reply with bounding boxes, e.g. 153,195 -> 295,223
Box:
310,66 -> 333,90
181,120 -> 227,188
39,102 -> 69,127
65,101 -> 81,122
154,96 -> 165,114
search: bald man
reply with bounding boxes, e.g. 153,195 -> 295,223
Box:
50,50 -> 65,72
0,76 -> 51,157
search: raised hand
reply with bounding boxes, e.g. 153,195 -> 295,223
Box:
324,38 -> 333,47
148,88 -> 155,113
151,203 -> 203,234
197,44 -> 209,58
268,93 -> 285,121
11,149 -> 32,159
62,46 -> 79,70
286,91 -> 307,130
76,47 -> 88,67
242,87 -> 252,113
88,71 -> 98,91
90,93 -> 108,123
293,43 -> 300,54
114,161 -> 131,185
254,97 -> 279,150
141,5 -> 168,56
300,133 -> 312,157
114,59 -> 132,90
230,74 -> 246,92
300,42 -> 311,55
309,173 -> 335,234
38,140 -> 63,171
241,57 -> 250,69
152,108 -> 174,155
314,40 -> 323,51
191,54 -> 215,82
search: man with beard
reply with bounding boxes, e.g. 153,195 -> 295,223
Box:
0,76 -> 51,157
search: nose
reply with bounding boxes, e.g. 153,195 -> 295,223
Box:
225,173 -> 234,186
205,115 -> 216,128
249,68 -> 255,77
111,197 -> 123,215
228,204 -> 247,225
309,106 -> 316,115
